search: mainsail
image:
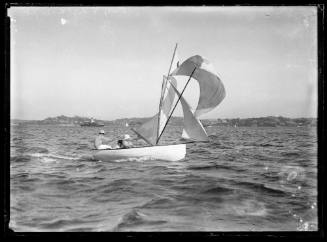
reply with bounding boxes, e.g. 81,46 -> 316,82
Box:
157,46 -> 180,140
133,77 -> 177,145
159,76 -> 177,135
170,55 -> 226,117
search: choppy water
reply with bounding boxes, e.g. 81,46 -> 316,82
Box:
9,123 -> 317,231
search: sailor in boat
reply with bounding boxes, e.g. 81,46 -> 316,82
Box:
116,134 -> 134,149
94,130 -> 112,150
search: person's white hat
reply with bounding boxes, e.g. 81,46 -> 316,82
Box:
99,130 -> 105,134
124,134 -> 131,140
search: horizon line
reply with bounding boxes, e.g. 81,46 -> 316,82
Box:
10,114 -> 318,122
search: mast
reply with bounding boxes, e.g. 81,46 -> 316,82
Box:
156,66 -> 197,144
156,43 -> 178,144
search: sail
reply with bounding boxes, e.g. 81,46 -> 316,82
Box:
134,77 -> 177,145
132,114 -> 158,145
170,55 -> 226,117
159,76 -> 177,134
168,77 -> 209,142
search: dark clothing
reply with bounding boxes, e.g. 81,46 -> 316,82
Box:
117,140 -> 133,149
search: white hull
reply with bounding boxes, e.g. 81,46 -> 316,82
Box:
93,144 -> 186,162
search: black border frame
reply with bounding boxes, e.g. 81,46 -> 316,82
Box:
2,2 -> 326,240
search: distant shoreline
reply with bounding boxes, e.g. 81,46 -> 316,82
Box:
10,115 -> 317,128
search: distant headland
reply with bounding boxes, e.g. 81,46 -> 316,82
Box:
11,115 -> 317,128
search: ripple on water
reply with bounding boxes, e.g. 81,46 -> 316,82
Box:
227,199 -> 268,217
235,181 -> 288,196
26,147 -> 49,154
11,155 -> 32,163
201,186 -> 234,195
139,197 -> 175,209
38,218 -> 95,230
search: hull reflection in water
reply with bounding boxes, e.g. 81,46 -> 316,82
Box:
93,144 -> 186,162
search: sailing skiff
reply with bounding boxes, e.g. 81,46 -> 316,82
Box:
93,44 -> 225,162
93,144 -> 186,162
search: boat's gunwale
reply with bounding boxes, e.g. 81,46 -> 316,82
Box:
91,143 -> 188,151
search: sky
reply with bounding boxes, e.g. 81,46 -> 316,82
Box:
9,6 -> 318,120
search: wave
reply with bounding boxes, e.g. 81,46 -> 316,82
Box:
188,163 -> 246,172
227,199 -> 268,217
13,137 -> 23,141
41,157 -> 58,163
39,218 -> 91,230
114,210 -> 146,230
76,144 -> 92,150
11,155 -> 32,163
48,154 -> 80,160
261,172 -> 280,182
45,178 -> 76,187
139,197 -> 174,209
94,178 -> 135,196
11,173 -> 29,179
188,165 -> 216,170
236,181 -> 287,195
63,227 -> 97,232
36,173 -> 67,179
258,143 -> 284,148
202,186 -> 234,195
113,209 -> 167,231
28,152 -> 81,162
26,147 -> 49,154
194,148 -> 212,154
281,151 -> 301,157
11,205 -> 25,213
188,163 -> 232,171
252,154 -> 271,161
296,159 -> 316,169
16,185 -> 36,192
71,155 -> 94,161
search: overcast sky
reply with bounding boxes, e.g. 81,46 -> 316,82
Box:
9,6 -> 317,120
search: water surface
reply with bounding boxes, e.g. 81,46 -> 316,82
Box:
10,124 -> 317,231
